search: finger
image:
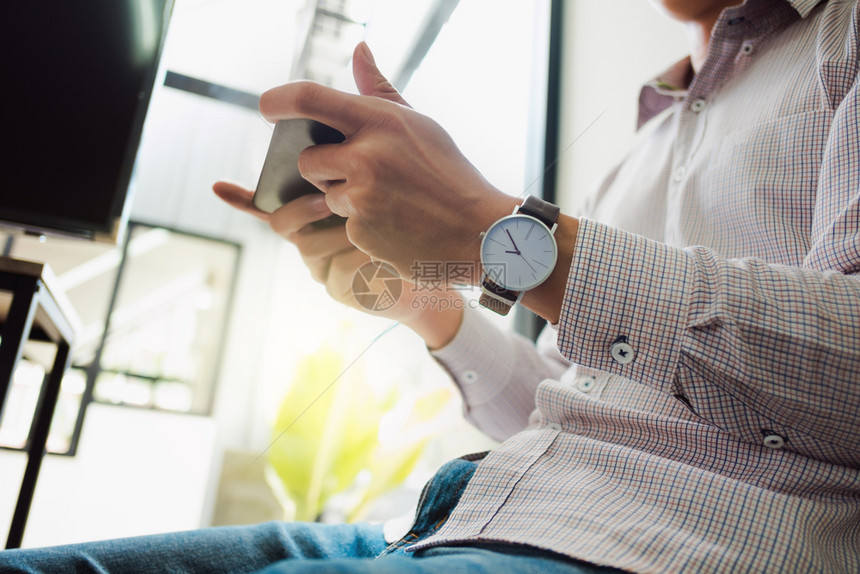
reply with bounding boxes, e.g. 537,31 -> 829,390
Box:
352,42 -> 410,107
327,249 -> 373,302
296,144 -> 350,198
304,254 -> 332,284
269,193 -> 336,237
299,233 -> 357,284
259,81 -> 381,138
293,224 -> 355,262
212,181 -> 270,222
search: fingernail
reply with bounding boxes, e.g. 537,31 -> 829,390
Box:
360,41 -> 376,66
309,194 -> 331,213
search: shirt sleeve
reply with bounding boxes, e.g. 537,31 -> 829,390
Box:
557,217 -> 860,468
431,305 -> 570,442
558,66 -> 860,468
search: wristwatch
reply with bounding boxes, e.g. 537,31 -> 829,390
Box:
478,195 -> 560,315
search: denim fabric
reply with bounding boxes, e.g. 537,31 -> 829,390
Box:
379,457 -> 478,557
0,458 -> 619,573
0,522 -> 389,574
260,545 -> 622,573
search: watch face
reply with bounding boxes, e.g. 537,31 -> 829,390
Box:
480,214 -> 558,290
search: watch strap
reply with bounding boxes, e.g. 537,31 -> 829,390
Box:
518,195 -> 560,229
478,275 -> 520,315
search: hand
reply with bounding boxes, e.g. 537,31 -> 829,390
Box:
257,46 -> 518,285
213,43 -> 464,347
211,182 -> 359,303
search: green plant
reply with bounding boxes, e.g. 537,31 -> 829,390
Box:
266,340 -> 450,522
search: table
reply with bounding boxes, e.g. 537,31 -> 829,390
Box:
0,256 -> 78,549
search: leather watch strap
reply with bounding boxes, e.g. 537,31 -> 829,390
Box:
478,275 -> 519,316
518,195 -> 560,229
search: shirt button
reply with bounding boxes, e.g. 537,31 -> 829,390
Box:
576,377 -> 596,393
741,41 -> 754,55
690,98 -> 706,113
673,166 -> 686,182
610,337 -> 635,365
462,370 -> 479,384
547,423 -> 562,431
762,434 -> 785,449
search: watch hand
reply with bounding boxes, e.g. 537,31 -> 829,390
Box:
518,253 -> 537,273
505,229 -> 520,255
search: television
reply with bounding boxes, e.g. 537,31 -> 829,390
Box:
0,0 -> 174,243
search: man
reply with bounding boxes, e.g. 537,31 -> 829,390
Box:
2,0 -> 858,572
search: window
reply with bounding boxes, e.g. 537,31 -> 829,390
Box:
0,223 -> 239,454
92,224 -> 239,416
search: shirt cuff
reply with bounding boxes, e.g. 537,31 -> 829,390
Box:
557,219 -> 693,391
430,305 -> 518,407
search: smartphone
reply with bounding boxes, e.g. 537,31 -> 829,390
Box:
253,119 -> 346,227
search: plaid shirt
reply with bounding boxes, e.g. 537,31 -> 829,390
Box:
425,0 -> 860,571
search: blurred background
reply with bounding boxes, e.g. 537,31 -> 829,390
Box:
0,0 -> 686,547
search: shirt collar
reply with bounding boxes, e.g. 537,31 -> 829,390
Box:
637,58 -> 693,129
788,0 -> 827,18
635,0 -> 827,128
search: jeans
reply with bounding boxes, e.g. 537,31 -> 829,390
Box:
0,458 -> 620,574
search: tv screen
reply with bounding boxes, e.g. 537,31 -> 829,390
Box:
0,0 -> 174,243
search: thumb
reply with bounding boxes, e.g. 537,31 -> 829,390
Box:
352,41 -> 411,107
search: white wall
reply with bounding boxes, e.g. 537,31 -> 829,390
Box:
557,0 -> 688,212
0,405 -> 216,547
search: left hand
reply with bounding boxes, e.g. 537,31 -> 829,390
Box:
258,46 -> 517,284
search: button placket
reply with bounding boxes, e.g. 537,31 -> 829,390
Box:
668,92 -> 703,246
